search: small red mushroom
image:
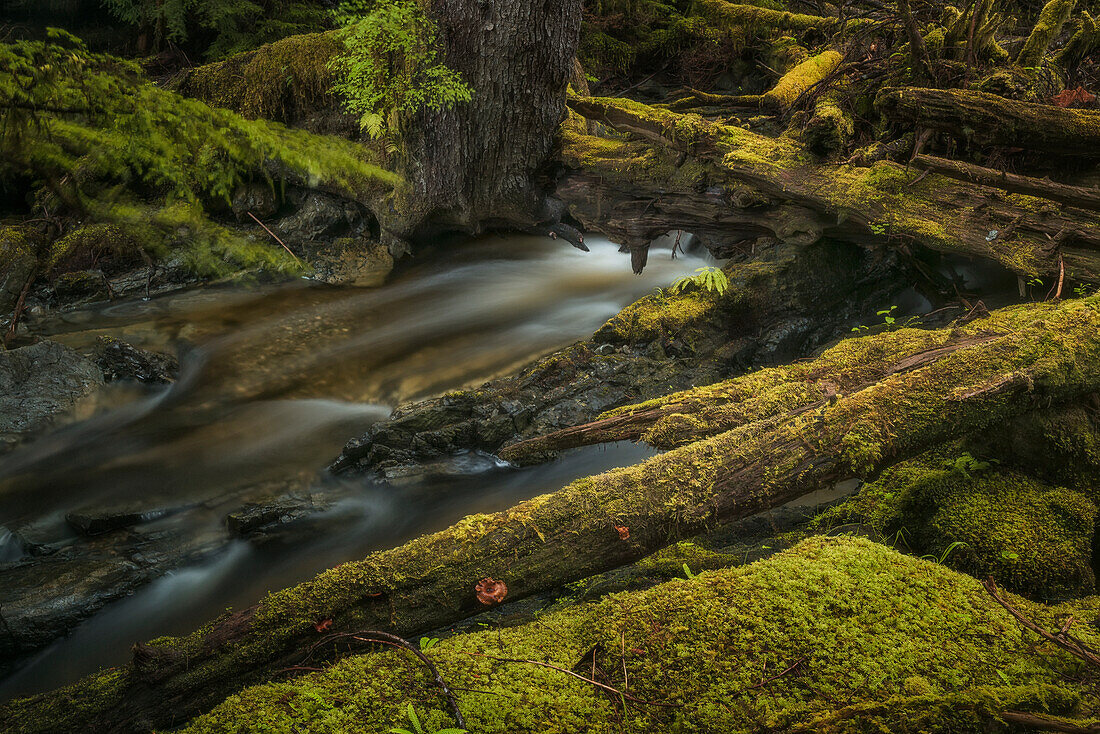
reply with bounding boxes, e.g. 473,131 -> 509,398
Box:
475,577 -> 508,605
614,524 -> 630,540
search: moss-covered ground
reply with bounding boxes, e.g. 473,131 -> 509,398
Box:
179,537 -> 1100,733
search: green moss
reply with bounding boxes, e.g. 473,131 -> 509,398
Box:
818,454 -> 1097,600
636,539 -> 739,577
179,538 -> 1100,733
803,93 -> 853,156
1016,0 -> 1077,67
178,32 -> 341,122
763,49 -> 843,110
578,22 -> 637,78
1,35 -> 398,280
593,286 -> 720,345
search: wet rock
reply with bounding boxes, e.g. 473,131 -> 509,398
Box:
65,500 -> 185,536
226,493 -> 330,538
51,270 -> 109,303
231,182 -> 278,221
0,520 -> 225,670
93,336 -> 179,384
379,450 -> 512,485
0,340 -> 103,451
0,232 -> 36,315
308,237 -> 394,287
273,191 -> 363,244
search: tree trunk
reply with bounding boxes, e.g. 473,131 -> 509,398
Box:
911,153 -> 1100,210
392,0 -> 583,239
7,298 -> 1100,733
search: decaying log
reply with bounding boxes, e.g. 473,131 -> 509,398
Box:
876,86 -> 1100,154
668,49 -> 843,113
910,154 -> 1100,210
7,297 -> 1100,733
562,95 -> 1100,281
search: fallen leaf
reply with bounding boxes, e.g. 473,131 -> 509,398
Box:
313,618 -> 333,632
475,577 -> 508,605
1053,86 -> 1096,108
614,524 -> 630,540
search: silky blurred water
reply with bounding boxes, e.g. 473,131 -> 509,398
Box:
0,233 -> 707,699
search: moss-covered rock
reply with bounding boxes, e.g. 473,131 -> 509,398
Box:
817,454 -> 1098,600
176,32 -> 342,125
177,537 -> 1100,733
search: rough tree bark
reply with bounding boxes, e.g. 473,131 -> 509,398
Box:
6,297 -> 1100,734
391,0 -> 583,241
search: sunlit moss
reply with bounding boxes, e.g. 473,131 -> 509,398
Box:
179,538 -> 1100,733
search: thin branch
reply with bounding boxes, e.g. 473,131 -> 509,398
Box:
1001,710 -> 1100,733
462,651 -> 680,707
983,577 -> 1100,669
247,211 -> 303,266
294,630 -> 466,729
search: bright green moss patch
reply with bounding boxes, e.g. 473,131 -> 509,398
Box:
180,537 -> 1100,733
593,285 -> 720,344
817,454 -> 1098,600
0,34 -> 398,280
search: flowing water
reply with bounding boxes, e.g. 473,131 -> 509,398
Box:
0,233 -> 711,700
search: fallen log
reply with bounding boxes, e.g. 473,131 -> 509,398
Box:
875,86 -> 1100,154
668,49 -> 843,112
563,95 -> 1100,281
910,154 -> 1100,210
7,296 -> 1100,733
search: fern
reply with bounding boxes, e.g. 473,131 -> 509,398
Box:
670,266 -> 729,295
329,0 -> 472,139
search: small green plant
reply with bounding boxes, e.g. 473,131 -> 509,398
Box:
670,266 -> 729,295
921,541 -> 967,565
418,636 -> 440,651
682,563 -> 696,579
1001,549 -> 1020,562
943,452 -> 996,479
389,703 -> 466,734
869,222 -> 889,235
331,0 -> 473,139
852,305 -> 902,332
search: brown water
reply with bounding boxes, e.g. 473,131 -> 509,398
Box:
0,233 -> 710,699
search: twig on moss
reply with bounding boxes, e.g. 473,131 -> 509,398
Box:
1001,710 -> 1100,733
983,577 -> 1100,669
294,630 -> 466,729
731,655 -> 808,696
462,651 -> 680,707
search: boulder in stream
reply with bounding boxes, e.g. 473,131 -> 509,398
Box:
0,340 -> 103,451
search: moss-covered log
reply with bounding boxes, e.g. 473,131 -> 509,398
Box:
695,0 -> 840,33
667,49 -> 842,112
876,86 -> 1100,154
7,296 -> 1100,732
177,537 -> 1100,733
911,154 -> 1100,210
562,95 -> 1100,281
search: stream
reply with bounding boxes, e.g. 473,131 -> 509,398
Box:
0,233 -> 711,700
